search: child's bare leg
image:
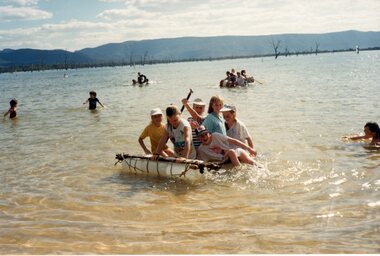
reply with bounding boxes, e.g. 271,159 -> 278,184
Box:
238,150 -> 255,165
225,149 -> 240,167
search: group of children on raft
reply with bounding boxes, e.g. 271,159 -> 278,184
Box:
219,68 -> 254,87
138,96 -> 256,167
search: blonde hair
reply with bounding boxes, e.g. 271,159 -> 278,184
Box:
207,95 -> 224,114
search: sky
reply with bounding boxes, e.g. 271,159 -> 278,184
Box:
0,0 -> 379,51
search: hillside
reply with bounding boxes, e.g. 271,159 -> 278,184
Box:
1,30 -> 380,70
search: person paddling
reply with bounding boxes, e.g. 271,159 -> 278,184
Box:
181,98 -> 206,149
137,72 -> 148,84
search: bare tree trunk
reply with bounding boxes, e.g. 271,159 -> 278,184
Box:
315,42 -> 320,55
271,39 -> 281,59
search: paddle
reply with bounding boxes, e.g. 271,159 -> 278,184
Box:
254,77 -> 264,85
180,89 -> 193,113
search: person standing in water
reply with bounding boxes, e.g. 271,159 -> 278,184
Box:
3,99 -> 18,119
83,91 -> 104,110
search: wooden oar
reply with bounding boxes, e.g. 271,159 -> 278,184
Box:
180,89 -> 193,113
115,153 -> 222,172
254,78 -> 264,85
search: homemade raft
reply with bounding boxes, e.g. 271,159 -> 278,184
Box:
115,153 -> 223,178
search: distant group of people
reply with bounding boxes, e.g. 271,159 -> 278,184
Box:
138,95 -> 257,167
219,68 -> 254,87
132,72 -> 149,85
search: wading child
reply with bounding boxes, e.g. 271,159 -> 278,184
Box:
3,99 -> 18,119
83,91 -> 104,110
196,125 -> 256,167
345,122 -> 380,145
138,108 -> 170,155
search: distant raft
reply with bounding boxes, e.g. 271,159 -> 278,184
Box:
115,153 -> 224,178
219,77 -> 255,88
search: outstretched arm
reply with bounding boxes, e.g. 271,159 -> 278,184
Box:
227,136 -> 257,156
3,109 -> 10,118
343,134 -> 372,140
181,99 -> 203,123
246,136 -> 254,149
83,99 -> 88,105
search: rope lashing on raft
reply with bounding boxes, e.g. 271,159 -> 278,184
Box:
114,153 -> 223,175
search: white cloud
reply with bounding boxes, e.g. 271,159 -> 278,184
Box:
99,0 -> 126,2
0,5 -> 52,21
0,0 -> 38,6
0,0 -> 379,50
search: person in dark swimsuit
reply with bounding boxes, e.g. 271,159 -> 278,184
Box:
137,72 -> 148,84
4,99 -> 18,119
83,91 -> 104,110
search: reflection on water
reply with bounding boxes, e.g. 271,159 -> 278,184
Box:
0,52 -> 379,253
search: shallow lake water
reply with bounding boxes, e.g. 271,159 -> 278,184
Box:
0,51 -> 379,253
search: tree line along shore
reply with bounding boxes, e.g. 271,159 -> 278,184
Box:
1,47 -> 379,74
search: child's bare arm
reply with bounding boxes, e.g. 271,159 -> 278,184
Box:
3,110 -> 10,118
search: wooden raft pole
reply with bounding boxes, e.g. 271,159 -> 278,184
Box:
115,153 -> 222,173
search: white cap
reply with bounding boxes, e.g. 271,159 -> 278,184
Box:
193,98 -> 206,106
150,108 -> 163,116
220,104 -> 236,112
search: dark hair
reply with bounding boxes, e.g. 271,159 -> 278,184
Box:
365,122 -> 380,139
89,91 -> 97,97
10,99 -> 17,107
166,105 -> 180,117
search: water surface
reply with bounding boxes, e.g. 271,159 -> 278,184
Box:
0,51 -> 379,253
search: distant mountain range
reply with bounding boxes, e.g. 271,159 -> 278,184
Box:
1,30 -> 380,69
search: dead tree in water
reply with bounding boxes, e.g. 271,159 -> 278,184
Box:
143,51 -> 148,66
271,39 -> 281,59
284,46 -> 289,57
315,42 -> 320,55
